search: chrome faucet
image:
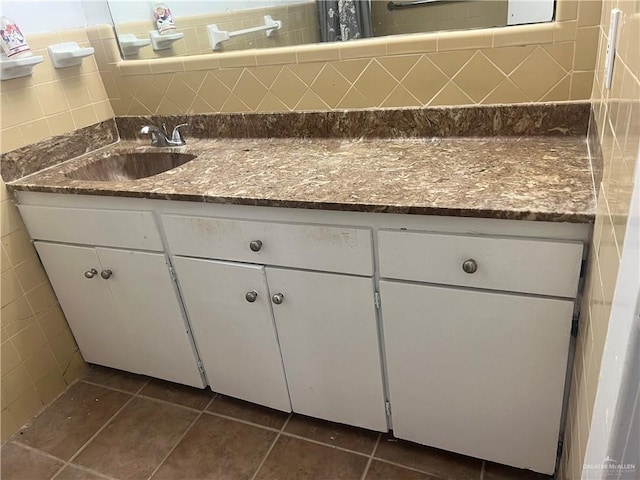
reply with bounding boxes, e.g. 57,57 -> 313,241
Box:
140,123 -> 188,147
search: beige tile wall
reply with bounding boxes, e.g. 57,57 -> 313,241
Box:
116,1 -> 320,60
0,29 -> 114,153
1,28 -> 114,441
89,0 -> 602,116
372,0 -> 508,37
559,1 -> 639,479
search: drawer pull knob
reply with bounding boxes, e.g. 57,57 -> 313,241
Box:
271,293 -> 284,305
249,240 -> 263,252
84,268 -> 98,279
100,269 -> 113,279
462,259 -> 478,274
245,290 -> 258,302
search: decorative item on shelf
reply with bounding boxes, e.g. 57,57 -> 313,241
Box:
0,52 -> 43,80
0,16 -> 32,58
148,30 -> 184,51
118,34 -> 151,56
153,2 -> 176,34
207,15 -> 282,51
47,42 -> 95,68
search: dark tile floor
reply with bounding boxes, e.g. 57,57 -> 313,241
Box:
2,366 -> 553,480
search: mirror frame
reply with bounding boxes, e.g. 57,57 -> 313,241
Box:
110,0 -> 558,65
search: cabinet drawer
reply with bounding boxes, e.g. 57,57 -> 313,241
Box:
378,230 -> 583,297
163,215 -> 373,276
19,205 -> 164,251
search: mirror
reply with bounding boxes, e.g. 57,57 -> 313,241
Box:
107,0 -> 556,60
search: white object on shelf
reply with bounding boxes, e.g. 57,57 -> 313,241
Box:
0,53 -> 43,80
207,15 -> 282,51
118,34 -> 152,56
149,30 -> 184,51
47,42 -> 95,68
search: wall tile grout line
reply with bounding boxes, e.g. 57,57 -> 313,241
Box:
250,412 -> 292,480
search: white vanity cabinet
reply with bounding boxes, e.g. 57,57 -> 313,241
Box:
19,205 -> 205,388
163,214 -> 388,431
171,257 -> 292,412
265,267 -> 387,431
14,191 -> 591,475
378,230 -> 584,474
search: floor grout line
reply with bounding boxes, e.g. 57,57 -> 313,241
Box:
278,431 -> 373,458
67,394 -> 137,465
200,408 -> 380,460
359,433 -> 382,480
369,456 -> 470,479
201,409 -> 285,434
82,377 -> 216,416
50,460 -> 119,480
145,411 -> 204,480
15,372 -> 510,480
250,413 -> 292,480
48,462 -> 67,480
202,393 -> 218,411
133,391 -> 212,414
9,441 -> 119,480
134,378 -> 151,394
80,379 -> 147,397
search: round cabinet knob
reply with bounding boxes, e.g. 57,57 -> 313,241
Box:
84,268 -> 98,279
462,259 -> 478,274
245,290 -> 258,303
249,240 -> 263,252
271,293 -> 284,305
100,269 -> 113,279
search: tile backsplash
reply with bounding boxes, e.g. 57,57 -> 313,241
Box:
559,1 -> 639,478
87,0 -> 602,116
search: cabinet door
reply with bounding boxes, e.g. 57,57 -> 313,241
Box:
95,248 -> 204,388
380,280 -> 573,474
34,242 -> 130,371
267,268 -> 387,431
172,257 -> 291,411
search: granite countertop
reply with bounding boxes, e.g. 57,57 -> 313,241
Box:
8,135 -> 595,223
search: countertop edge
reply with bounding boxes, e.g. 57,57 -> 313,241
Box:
7,183 -> 596,225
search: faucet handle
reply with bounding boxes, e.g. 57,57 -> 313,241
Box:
171,123 -> 188,143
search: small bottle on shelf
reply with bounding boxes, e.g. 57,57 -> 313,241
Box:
153,3 -> 176,35
0,16 -> 32,58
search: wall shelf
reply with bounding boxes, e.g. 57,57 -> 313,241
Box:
118,34 -> 152,56
48,42 -> 95,68
0,54 -> 44,80
149,30 -> 184,51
